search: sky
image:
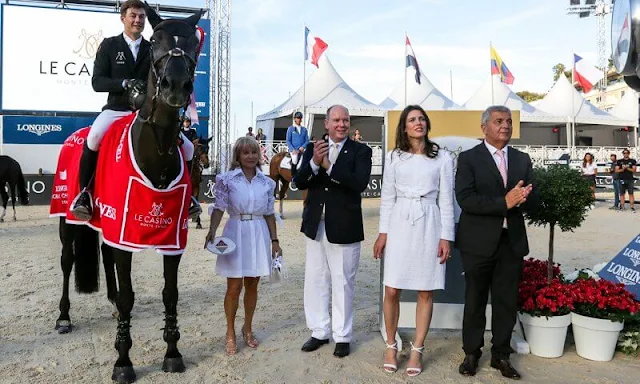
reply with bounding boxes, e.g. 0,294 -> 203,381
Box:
0,0 -> 612,139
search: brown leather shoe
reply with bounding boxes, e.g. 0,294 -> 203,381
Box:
490,358 -> 521,380
458,354 -> 478,376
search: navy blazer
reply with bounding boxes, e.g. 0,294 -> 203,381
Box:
295,139 -> 372,244
92,34 -> 151,112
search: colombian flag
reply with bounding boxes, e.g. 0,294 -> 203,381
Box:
490,46 -> 515,85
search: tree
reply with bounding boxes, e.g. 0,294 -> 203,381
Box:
524,165 -> 594,283
516,91 -> 546,103
552,63 -> 583,91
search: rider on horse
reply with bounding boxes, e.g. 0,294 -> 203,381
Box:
286,111 -> 310,175
71,0 -> 200,221
181,116 -> 198,143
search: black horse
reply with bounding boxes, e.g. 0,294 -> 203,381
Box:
0,155 -> 30,222
56,5 -> 203,383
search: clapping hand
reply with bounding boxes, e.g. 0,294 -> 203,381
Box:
312,140 -> 331,169
506,180 -> 533,209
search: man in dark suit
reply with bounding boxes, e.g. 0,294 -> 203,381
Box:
455,105 -> 539,380
71,0 -> 196,220
296,104 -> 372,358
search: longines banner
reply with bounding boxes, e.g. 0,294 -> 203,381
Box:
2,115 -> 96,144
599,234 -> 640,301
0,4 -> 211,116
17,174 -> 383,206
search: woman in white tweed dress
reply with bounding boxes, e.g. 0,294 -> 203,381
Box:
373,105 -> 455,377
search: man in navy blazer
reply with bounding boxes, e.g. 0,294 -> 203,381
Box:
295,105 -> 372,358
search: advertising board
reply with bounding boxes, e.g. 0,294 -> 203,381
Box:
1,4 -> 210,116
2,115 -> 96,144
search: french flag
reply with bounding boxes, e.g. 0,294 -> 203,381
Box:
305,27 -> 328,68
573,54 -> 603,93
405,36 -> 421,85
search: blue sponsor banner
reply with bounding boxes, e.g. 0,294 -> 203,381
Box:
194,18 -> 211,118
2,115 -> 96,145
599,234 -> 640,300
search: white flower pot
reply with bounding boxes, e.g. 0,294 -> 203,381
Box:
519,312 -> 571,358
571,312 -> 624,361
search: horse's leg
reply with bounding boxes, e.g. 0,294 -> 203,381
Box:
8,182 -> 16,221
279,179 -> 289,219
56,218 -> 75,334
111,248 -> 136,384
101,243 -> 119,318
162,254 -> 185,373
0,185 -> 7,223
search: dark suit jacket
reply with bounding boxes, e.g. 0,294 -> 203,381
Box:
295,139 -> 372,244
455,142 -> 539,258
92,34 -> 151,112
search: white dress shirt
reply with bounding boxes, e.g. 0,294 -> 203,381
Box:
484,141 -> 509,170
122,33 -> 143,61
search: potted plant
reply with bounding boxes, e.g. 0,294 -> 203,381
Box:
518,258 -> 573,358
570,277 -> 640,361
524,165 -> 594,283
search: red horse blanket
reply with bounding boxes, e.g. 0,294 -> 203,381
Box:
50,112 -> 191,256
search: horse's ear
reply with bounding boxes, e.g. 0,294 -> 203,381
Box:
184,9 -> 205,29
144,1 -> 163,29
206,136 -> 213,143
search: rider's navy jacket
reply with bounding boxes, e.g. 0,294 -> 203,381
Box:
92,33 -> 151,112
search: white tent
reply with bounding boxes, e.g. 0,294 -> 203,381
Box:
463,75 -> 562,123
379,71 -> 461,110
536,75 -> 634,127
256,55 -> 385,142
609,89 -> 639,146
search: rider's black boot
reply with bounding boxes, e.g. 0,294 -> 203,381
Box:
185,160 -> 202,219
70,144 -> 98,221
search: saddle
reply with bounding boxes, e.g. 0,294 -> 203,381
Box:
279,155 -> 292,170
51,113 -> 192,255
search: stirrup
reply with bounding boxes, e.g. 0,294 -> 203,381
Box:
406,342 -> 424,377
70,189 -> 93,221
383,341 -> 398,373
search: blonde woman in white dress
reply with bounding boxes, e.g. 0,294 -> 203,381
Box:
373,105 -> 455,377
204,136 -> 282,355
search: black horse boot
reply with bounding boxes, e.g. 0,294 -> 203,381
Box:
185,160 -> 202,219
70,144 -> 98,221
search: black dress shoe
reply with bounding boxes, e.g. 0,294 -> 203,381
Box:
490,358 -> 521,380
458,354 -> 479,376
301,337 -> 329,352
333,342 -> 350,358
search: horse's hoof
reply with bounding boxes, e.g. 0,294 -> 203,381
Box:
162,357 -> 185,373
196,223 -> 202,229
0,218 -> 3,223
12,217 -> 16,221
55,320 -> 73,334
112,366 -> 136,384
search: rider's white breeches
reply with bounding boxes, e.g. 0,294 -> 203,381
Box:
291,151 -> 299,165
86,109 -> 193,161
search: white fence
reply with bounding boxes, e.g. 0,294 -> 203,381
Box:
511,145 -> 640,167
258,140 -> 383,175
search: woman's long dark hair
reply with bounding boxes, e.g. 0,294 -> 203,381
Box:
395,105 -> 439,158
582,152 -> 593,168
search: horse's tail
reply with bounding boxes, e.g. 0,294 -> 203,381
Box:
73,224 -> 101,294
14,161 -> 29,205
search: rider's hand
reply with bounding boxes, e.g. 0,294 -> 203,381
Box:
124,79 -> 146,93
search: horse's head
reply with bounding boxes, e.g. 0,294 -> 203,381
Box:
144,3 -> 203,110
196,136 -> 211,169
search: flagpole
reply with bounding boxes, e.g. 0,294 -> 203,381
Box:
450,70 -> 454,100
404,31 -> 408,107
490,41 -> 495,105
303,23 -> 307,122
571,51 -> 575,149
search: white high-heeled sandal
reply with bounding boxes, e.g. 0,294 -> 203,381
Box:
406,342 -> 424,377
383,341 -> 398,373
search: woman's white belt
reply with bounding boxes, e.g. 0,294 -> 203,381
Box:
229,214 -> 264,221
396,195 -> 437,225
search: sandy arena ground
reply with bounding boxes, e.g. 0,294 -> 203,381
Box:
1,199 -> 639,384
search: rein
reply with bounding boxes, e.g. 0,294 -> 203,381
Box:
139,46 -> 197,156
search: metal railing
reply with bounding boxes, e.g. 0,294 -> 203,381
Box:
511,145 -> 640,167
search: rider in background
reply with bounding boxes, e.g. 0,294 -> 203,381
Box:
181,116 -> 198,143
285,111 -> 310,175
71,0 -> 198,220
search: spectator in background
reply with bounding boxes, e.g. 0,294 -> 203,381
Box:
352,129 -> 363,142
609,154 -> 620,210
246,127 -> 255,137
255,128 -> 266,143
581,153 -> 597,203
616,149 -> 637,212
